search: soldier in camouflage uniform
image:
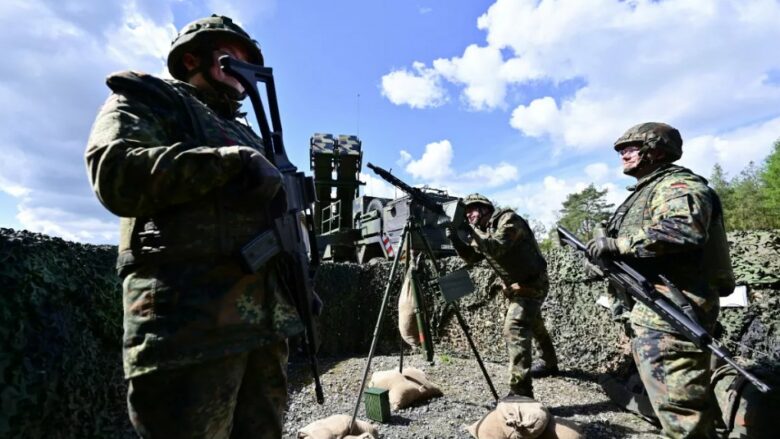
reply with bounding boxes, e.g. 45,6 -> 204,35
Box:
447,194 -> 557,398
85,15 -> 303,438
586,122 -> 734,439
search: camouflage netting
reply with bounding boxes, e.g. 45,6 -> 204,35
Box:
1,227 -> 778,437
0,228 -> 132,438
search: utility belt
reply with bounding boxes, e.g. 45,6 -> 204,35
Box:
499,273 -> 547,299
117,216 -> 281,274
500,282 -> 538,299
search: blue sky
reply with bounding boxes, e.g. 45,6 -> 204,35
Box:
2,0 -> 780,244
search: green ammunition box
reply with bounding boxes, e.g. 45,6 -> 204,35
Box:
363,387 -> 391,423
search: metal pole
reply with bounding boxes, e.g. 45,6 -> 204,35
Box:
348,223 -> 409,431
452,303 -> 499,402
416,223 -> 499,402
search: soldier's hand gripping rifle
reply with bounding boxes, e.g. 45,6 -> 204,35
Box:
220,55 -> 324,404
556,225 -> 771,394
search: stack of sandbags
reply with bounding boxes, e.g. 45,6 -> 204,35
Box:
297,414 -> 378,439
368,367 -> 443,410
467,396 -> 582,439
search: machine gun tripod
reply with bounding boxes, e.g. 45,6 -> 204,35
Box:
348,179 -> 499,431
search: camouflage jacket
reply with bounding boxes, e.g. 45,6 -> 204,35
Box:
85,71 -> 302,378
606,164 -> 733,332
455,208 -> 548,298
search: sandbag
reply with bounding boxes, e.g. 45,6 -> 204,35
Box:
398,265 -> 420,347
467,396 -> 550,439
368,367 -> 442,410
297,414 -> 378,439
537,418 -> 583,439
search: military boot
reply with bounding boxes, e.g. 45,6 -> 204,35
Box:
530,359 -> 559,378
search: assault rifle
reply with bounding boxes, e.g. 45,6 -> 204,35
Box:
220,56 -> 324,404
556,225 -> 771,394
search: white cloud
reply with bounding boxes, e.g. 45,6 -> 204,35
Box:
0,0 -> 178,244
584,162 -> 610,182
205,0 -> 277,26
510,97 -> 560,138
399,139 -> 518,194
380,62 -> 448,109
461,163 -> 519,187
432,44 -> 506,110
17,203 -> 118,243
680,116 -> 780,177
360,172 -> 398,199
404,140 -> 454,180
388,0 -> 780,153
492,175 -> 626,229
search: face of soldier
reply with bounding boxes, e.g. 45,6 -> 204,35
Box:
183,39 -> 250,96
466,206 -> 490,228
208,41 -> 250,95
618,144 -> 642,176
618,143 -> 666,178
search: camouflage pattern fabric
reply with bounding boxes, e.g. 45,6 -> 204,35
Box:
631,325 -> 715,438
85,71 -> 303,379
454,208 -> 556,396
456,208 -> 548,295
504,296 -> 555,397
606,163 -> 731,438
128,340 -> 289,439
606,164 -> 730,332
85,70 -> 303,436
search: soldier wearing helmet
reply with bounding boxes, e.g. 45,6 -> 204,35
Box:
448,193 -> 557,398
586,122 -> 734,438
85,15 -> 299,438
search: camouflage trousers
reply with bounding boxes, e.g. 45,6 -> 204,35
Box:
631,324 -> 715,439
127,339 -> 289,439
503,297 -> 556,397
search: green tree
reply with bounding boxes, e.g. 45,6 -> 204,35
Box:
709,163 -> 734,209
725,162 -> 773,230
557,184 -> 614,241
760,139 -> 780,225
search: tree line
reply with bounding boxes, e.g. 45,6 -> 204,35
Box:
535,139 -> 780,249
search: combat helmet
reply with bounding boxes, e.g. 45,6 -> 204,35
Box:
614,122 -> 683,162
167,14 -> 263,81
463,193 -> 494,210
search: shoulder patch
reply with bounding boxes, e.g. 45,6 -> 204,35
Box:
670,182 -> 688,189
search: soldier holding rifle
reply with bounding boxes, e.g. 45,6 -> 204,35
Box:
447,194 -> 558,398
585,122 -> 734,438
86,15 -> 303,439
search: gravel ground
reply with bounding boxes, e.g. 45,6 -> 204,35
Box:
284,353 -> 661,438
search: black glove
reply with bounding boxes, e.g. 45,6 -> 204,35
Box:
586,236 -> 619,259
237,146 -> 283,202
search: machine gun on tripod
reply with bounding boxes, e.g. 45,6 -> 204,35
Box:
347,162 -> 500,429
